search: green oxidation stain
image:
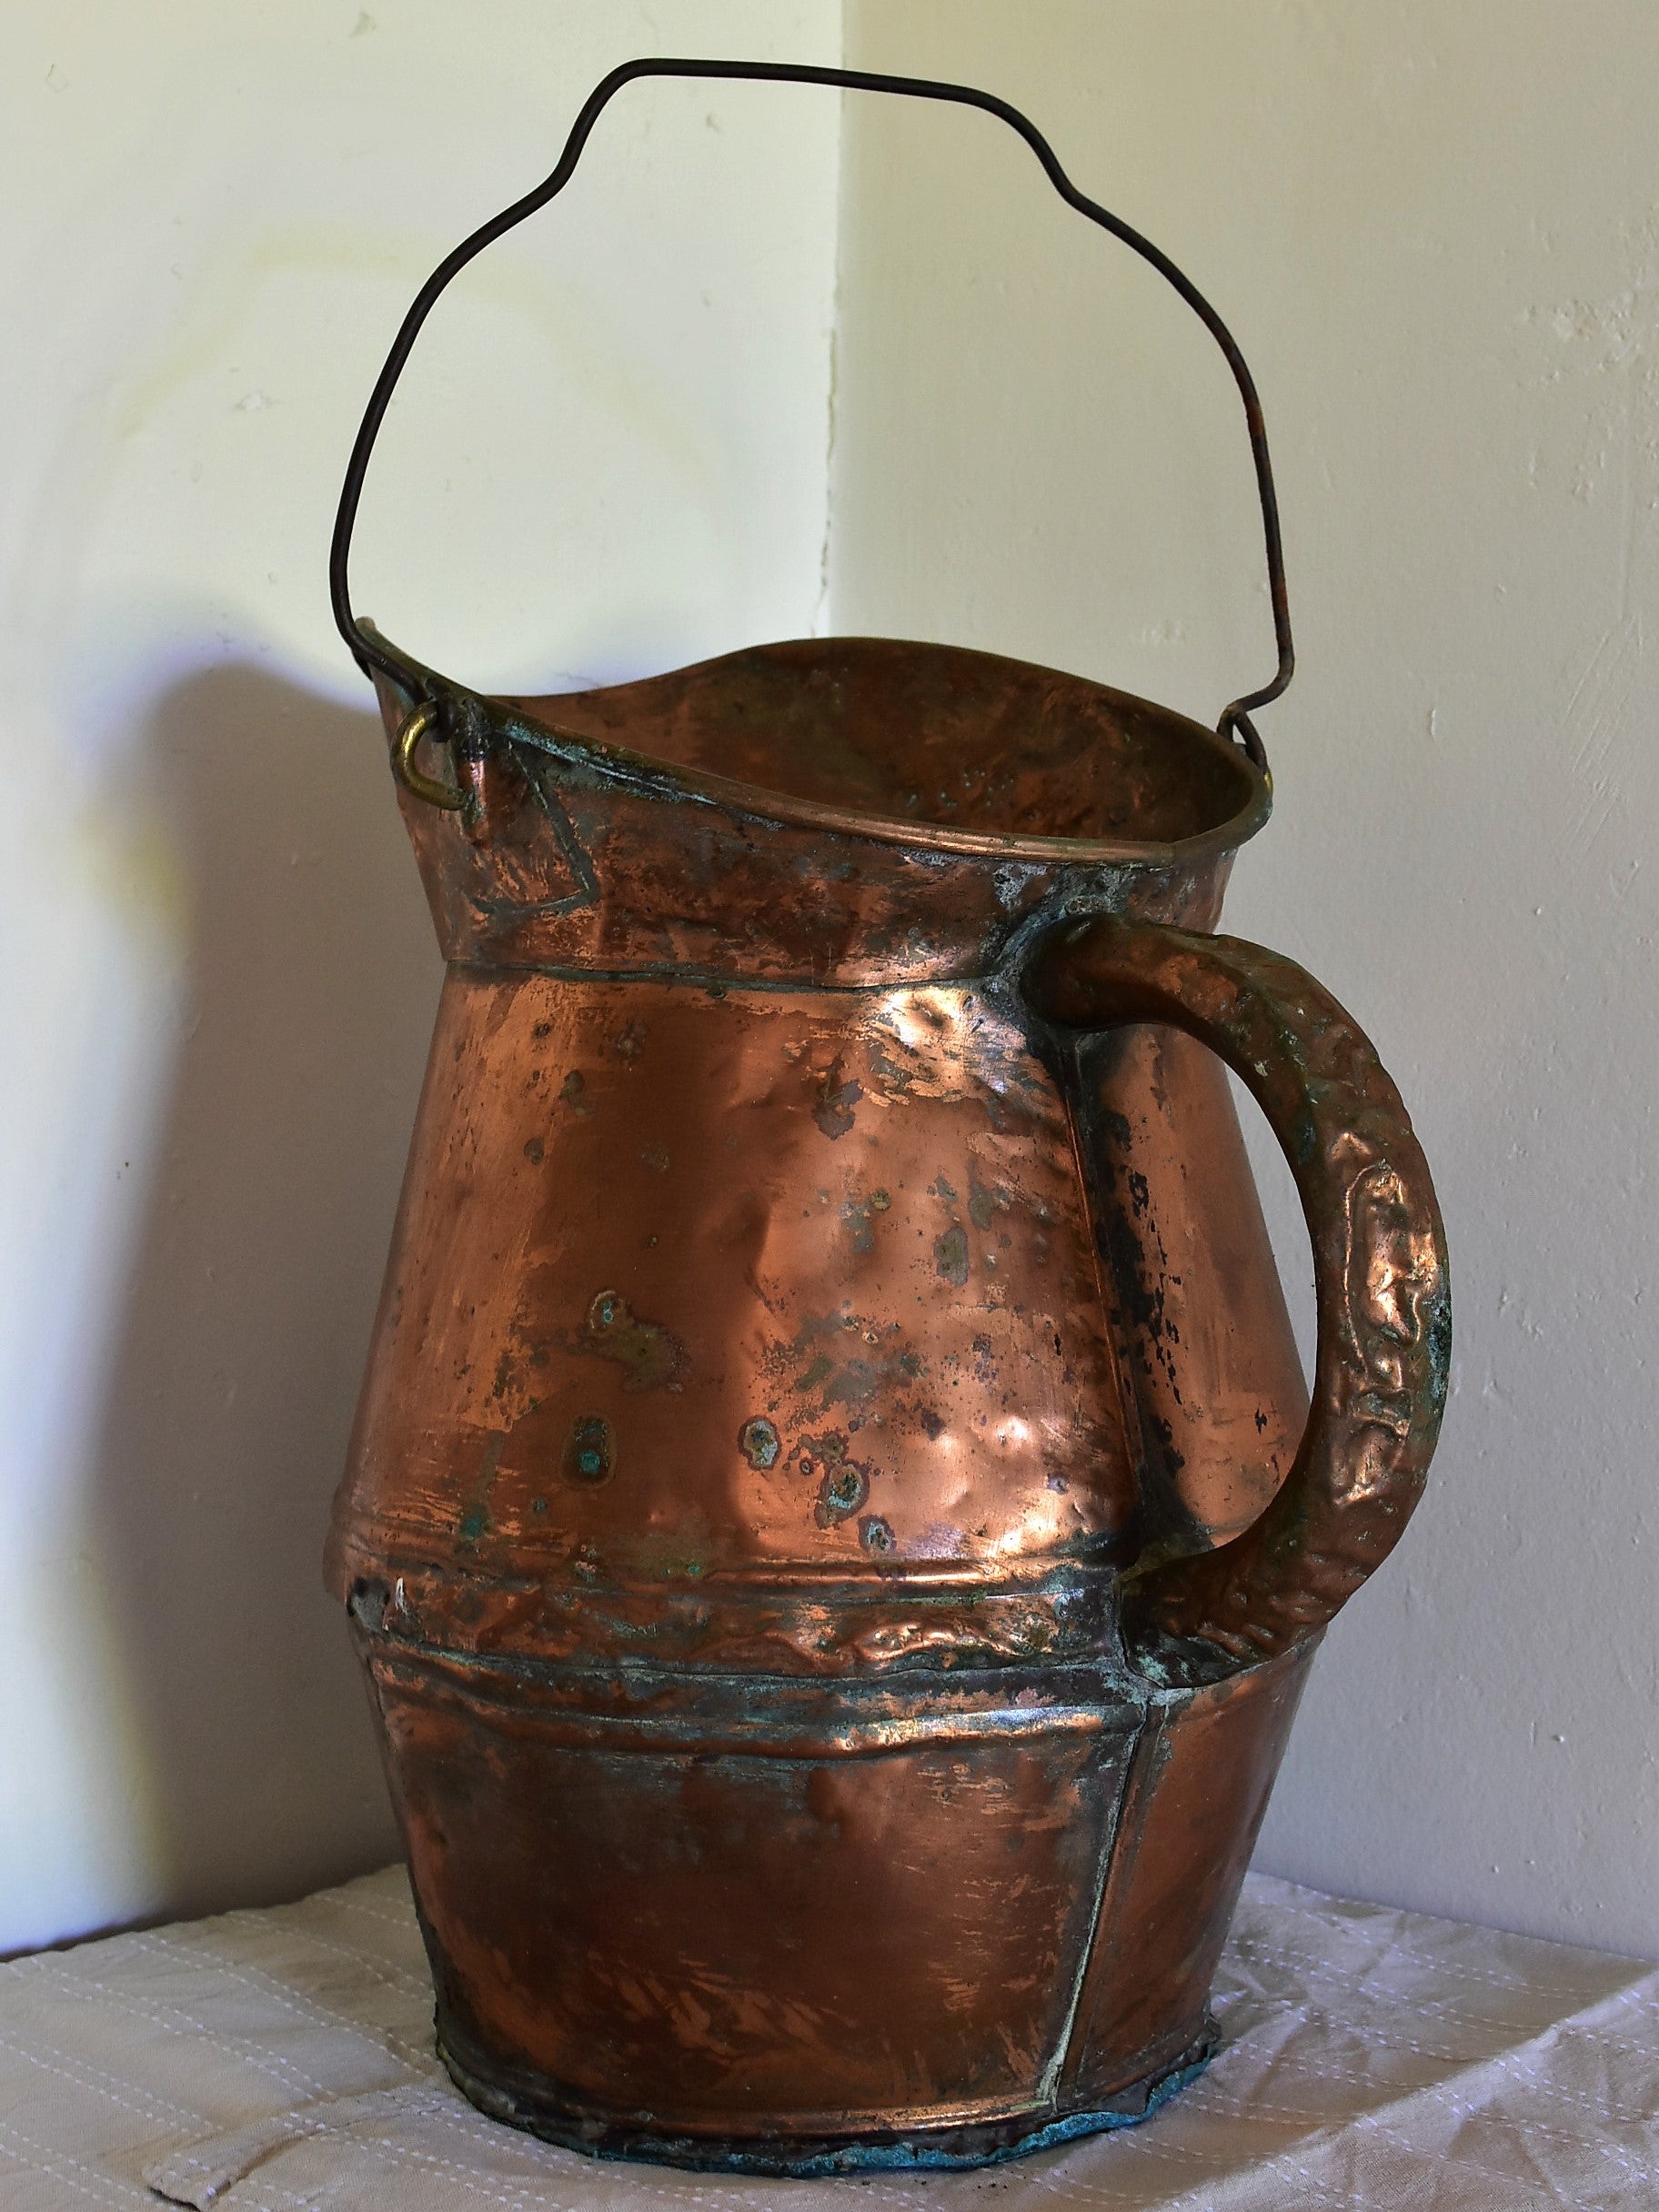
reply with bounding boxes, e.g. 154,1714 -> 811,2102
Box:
842,1185 -> 893,1254
934,1225 -> 970,1287
739,1417 -> 781,1471
799,1430 -> 844,1476
633,1533 -> 709,1581
802,1431 -> 872,1527
860,1514 -> 896,1554
817,1462 -> 868,1525
930,1173 -> 959,1202
561,1413 -> 615,1487
455,1432 -> 505,1548
774,1312 -> 920,1416
581,1289 -> 686,1393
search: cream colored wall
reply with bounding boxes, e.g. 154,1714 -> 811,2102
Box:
834,2 -> 1659,1956
0,0 -> 840,1951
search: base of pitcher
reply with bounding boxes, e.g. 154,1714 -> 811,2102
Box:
436,2018 -> 1218,2174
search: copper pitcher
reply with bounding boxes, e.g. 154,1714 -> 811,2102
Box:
326,61 -> 1450,2174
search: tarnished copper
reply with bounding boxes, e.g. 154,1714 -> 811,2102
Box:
327,628 -> 1448,2170
323,58 -> 1450,2177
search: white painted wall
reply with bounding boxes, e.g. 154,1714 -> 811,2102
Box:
834,2 -> 1659,1956
0,0 -> 840,1952
6,0 -> 1654,1966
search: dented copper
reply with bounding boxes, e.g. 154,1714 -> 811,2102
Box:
324,57 -> 1448,2176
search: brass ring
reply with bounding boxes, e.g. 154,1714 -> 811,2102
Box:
393,700 -> 467,811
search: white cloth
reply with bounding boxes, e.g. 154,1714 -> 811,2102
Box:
0,1863 -> 1654,2211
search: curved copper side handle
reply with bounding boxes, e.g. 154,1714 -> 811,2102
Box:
1025,913 -> 1451,1687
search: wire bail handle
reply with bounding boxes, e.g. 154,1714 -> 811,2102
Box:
332,58 -> 1293,784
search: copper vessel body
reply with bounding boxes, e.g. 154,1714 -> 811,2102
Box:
327,634 -> 1448,2171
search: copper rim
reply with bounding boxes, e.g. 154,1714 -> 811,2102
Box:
365,622 -> 1275,869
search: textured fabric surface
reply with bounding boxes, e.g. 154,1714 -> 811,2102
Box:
0,1863 -> 1654,2210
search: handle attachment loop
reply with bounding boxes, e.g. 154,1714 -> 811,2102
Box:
393,700 -> 468,811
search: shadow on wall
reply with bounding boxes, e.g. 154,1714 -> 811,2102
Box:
91,659 -> 440,1922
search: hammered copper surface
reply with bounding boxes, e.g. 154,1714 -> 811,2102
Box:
372,633 -> 1262,988
372,1644 -> 1141,2143
1059,1644 -> 1315,2106
327,625 -> 1449,2170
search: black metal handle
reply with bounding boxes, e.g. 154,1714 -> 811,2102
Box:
331,57 -> 1293,772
